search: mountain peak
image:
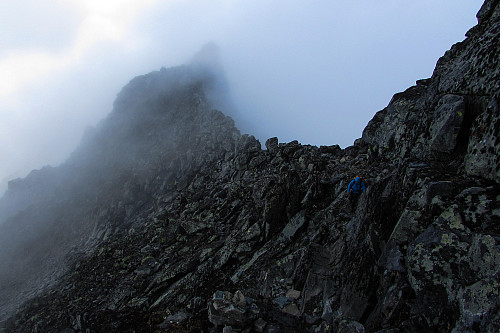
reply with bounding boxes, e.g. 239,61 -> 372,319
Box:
1,2 -> 500,331
189,42 -> 222,69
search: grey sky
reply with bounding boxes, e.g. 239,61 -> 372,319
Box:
0,0 -> 483,194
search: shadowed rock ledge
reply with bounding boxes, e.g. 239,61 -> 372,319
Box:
1,1 -> 499,332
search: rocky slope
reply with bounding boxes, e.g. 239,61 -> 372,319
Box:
1,1 -> 499,332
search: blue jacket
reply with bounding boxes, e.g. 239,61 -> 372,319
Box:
348,177 -> 366,194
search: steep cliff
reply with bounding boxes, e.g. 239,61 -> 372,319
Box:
1,1 -> 499,332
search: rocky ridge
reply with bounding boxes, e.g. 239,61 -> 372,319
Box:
1,1 -> 499,332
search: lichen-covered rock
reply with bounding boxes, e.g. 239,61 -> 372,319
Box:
1,1 -> 500,333
464,96 -> 500,182
362,0 -> 500,166
429,94 -> 465,154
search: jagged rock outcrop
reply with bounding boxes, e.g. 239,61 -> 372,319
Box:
1,1 -> 499,332
362,0 -> 500,183
0,57 -> 240,323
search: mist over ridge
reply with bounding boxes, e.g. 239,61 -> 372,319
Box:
0,58 -> 243,321
0,1 -> 483,196
0,1 -> 499,330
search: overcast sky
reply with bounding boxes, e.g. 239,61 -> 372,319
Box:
0,0 -> 483,194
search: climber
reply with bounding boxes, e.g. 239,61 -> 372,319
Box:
347,176 -> 366,211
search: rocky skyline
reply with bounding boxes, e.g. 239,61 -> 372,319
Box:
0,1 -> 483,195
1,1 -> 499,332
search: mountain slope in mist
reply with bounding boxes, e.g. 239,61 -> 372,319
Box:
0,49 -> 240,322
1,1 -> 500,332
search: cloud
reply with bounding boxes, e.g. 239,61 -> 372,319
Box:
0,0 -> 159,98
0,0 -> 483,194
0,0 -> 80,54
0,0 -> 160,193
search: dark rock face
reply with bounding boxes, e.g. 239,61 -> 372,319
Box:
363,0 -> 500,183
1,1 -> 499,332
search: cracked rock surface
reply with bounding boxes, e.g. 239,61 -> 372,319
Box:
1,1 -> 499,332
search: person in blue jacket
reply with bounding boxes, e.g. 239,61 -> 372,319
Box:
347,176 -> 366,211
